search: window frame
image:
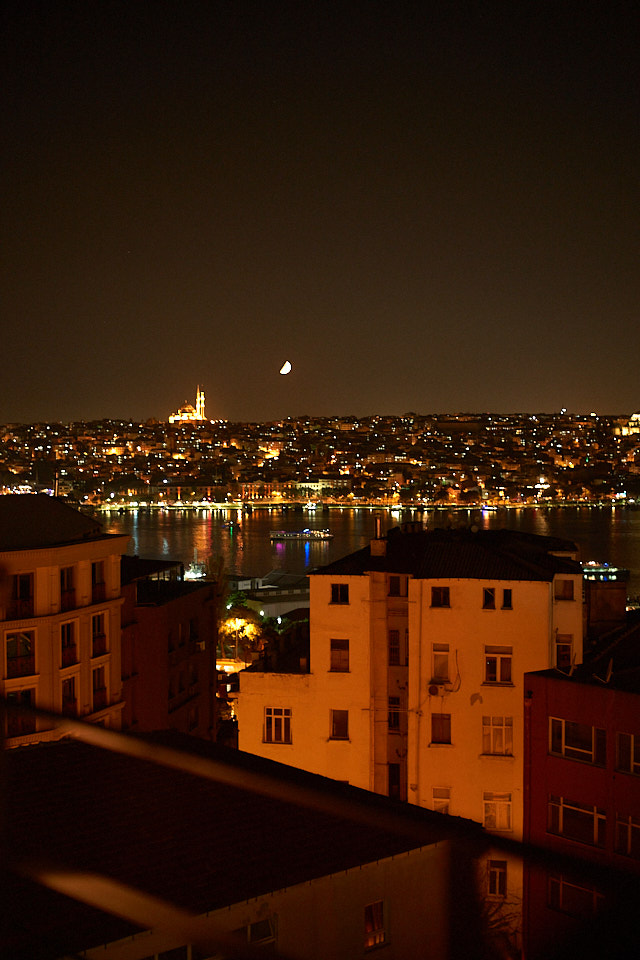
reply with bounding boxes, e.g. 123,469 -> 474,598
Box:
329,637 -> 349,672
484,645 -> 513,684
330,708 -> 349,740
616,731 -> 640,775
431,642 -> 449,682
487,859 -> 507,898
482,715 -> 514,756
330,583 -> 349,605
264,706 -> 292,744
431,586 -> 450,608
483,792 -> 512,832
549,717 -> 606,766
431,712 -> 451,744
388,629 -> 400,666
615,813 -> 640,859
388,696 -> 401,731
482,587 -> 496,610
501,588 -> 512,610
364,900 -> 385,949
432,787 -> 450,814
548,795 -> 606,848
554,578 -> 575,601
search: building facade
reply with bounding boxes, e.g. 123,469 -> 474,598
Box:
1,494 -> 129,744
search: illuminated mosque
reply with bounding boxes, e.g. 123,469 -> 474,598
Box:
168,385 -> 206,423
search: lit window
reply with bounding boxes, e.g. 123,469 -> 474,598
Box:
483,587 -> 496,610
330,709 -> 349,739
616,732 -> 640,775
330,583 -> 349,604
482,716 -> 513,755
431,713 -> 451,744
264,707 -> 292,744
483,792 -> 512,831
487,859 -> 507,898
364,901 -> 385,949
431,586 -> 450,607
484,646 -> 512,683
548,795 -> 606,847
330,638 -> 349,672
550,718 -> 606,765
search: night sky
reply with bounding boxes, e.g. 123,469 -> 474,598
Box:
2,2 -> 638,423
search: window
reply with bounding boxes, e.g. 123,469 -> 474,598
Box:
615,814 -> 640,859
61,621 -> 77,667
431,643 -> 449,682
483,792 -> 512,831
5,688 -> 36,737
62,676 -> 77,716
431,586 -> 450,607
432,787 -> 450,814
554,579 -> 574,600
388,575 -> 407,597
92,665 -> 107,710
91,560 -> 106,602
60,566 -> 75,611
482,716 -> 513,756
330,638 -> 349,672
233,917 -> 278,948
10,573 -> 34,618
548,875 -> 603,918
364,901 -> 385,949
487,859 -> 507,898
264,707 -> 292,744
330,709 -> 349,739
388,696 -> 400,731
501,588 -> 512,609
6,630 -> 35,678
330,583 -> 349,604
548,795 -> 606,847
616,732 -> 640,775
388,763 -> 401,800
550,718 -> 606,765
431,713 -> 451,744
388,629 -> 400,665
92,613 -> 107,657
484,646 -> 512,683
555,634 -> 573,670
483,587 -> 496,609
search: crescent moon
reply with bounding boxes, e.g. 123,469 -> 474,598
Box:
280,360 -> 292,375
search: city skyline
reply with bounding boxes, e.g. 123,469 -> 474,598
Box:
3,3 -> 638,423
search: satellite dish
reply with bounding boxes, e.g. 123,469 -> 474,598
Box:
279,360 -> 292,375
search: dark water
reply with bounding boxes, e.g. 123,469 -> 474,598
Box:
101,505 -> 640,598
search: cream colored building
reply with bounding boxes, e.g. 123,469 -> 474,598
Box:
237,525 -> 583,828
0,494 -> 129,744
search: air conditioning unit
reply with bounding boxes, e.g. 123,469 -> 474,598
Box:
428,683 -> 445,696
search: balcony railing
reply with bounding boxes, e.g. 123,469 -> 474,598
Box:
7,599 -> 35,620
7,654 -> 36,678
92,634 -> 107,657
92,687 -> 108,710
92,583 -> 106,604
61,645 -> 78,668
60,589 -> 76,612
6,715 -> 37,738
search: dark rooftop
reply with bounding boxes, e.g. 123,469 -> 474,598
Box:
0,494 -> 119,550
316,525 -> 582,582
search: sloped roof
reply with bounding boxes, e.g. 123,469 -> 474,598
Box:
0,494 -> 113,550
4,732 -> 482,958
316,526 -> 582,582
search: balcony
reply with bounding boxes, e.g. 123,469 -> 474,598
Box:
7,654 -> 36,679
61,645 -> 78,668
60,589 -> 76,612
92,583 -> 106,604
92,634 -> 107,658
92,687 -> 108,710
7,599 -> 34,620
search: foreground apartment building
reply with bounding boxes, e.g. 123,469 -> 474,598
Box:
0,494 -> 129,742
238,524 -> 583,834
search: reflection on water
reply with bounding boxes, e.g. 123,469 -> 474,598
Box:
101,505 -> 640,595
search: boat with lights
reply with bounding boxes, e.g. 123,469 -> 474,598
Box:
270,528 -> 333,541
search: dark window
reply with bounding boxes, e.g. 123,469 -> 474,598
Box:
330,638 -> 349,672
331,583 -> 349,604
5,688 -> 36,737
62,676 -> 77,716
550,718 -> 606,765
615,814 -> 640,859
487,860 -> 507,898
388,629 -> 400,665
502,588 -> 512,609
264,707 -> 292,744
330,709 -> 349,739
388,696 -> 400,730
548,795 -> 606,847
388,575 -> 400,596
485,646 -> 512,683
388,762 -> 401,800
91,561 -> 106,602
617,732 -> 640,775
431,713 -> 451,744
431,586 -> 450,607
548,875 -> 603,918
60,566 -> 75,611
6,631 -> 35,678
10,573 -> 34,618
483,587 -> 496,609
554,579 -> 575,600
61,622 -> 77,667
